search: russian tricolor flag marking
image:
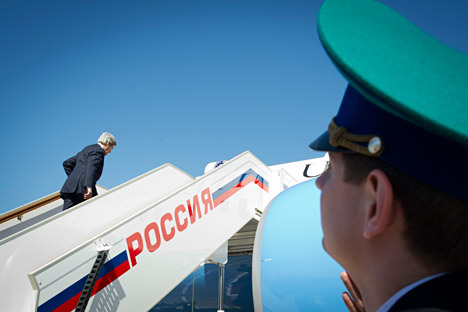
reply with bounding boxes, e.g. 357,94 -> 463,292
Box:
38,251 -> 130,312
212,169 -> 269,207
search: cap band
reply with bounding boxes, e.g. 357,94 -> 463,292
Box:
312,85 -> 468,203
328,118 -> 384,156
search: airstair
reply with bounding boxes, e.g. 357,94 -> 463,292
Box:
0,151 -> 327,311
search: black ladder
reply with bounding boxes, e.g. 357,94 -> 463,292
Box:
75,250 -> 109,312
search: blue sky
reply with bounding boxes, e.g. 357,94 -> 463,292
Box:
1,0 -> 467,214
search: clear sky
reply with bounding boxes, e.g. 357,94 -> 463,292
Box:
1,0 -> 467,214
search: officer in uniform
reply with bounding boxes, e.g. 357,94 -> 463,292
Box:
309,0 -> 468,311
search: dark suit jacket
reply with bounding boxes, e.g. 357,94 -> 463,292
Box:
60,144 -> 105,198
389,271 -> 467,312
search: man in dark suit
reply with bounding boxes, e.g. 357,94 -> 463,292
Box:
309,0 -> 467,311
60,132 -> 117,210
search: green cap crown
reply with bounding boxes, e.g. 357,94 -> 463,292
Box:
318,0 -> 468,148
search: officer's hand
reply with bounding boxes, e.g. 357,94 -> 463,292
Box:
341,271 -> 365,312
84,187 -> 93,200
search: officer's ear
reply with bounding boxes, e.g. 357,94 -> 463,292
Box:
362,169 -> 400,239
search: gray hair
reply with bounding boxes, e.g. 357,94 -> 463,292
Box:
97,132 -> 117,146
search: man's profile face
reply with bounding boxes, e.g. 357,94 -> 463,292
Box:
315,152 -> 364,268
103,143 -> 115,155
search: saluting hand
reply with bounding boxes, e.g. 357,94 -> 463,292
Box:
341,271 -> 366,312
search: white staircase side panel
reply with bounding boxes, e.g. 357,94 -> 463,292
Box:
0,186 -> 108,240
28,151 -> 272,312
0,164 -> 194,312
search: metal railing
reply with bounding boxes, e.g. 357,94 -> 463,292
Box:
0,192 -> 61,224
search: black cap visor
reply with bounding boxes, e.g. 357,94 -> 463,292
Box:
309,130 -> 352,153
